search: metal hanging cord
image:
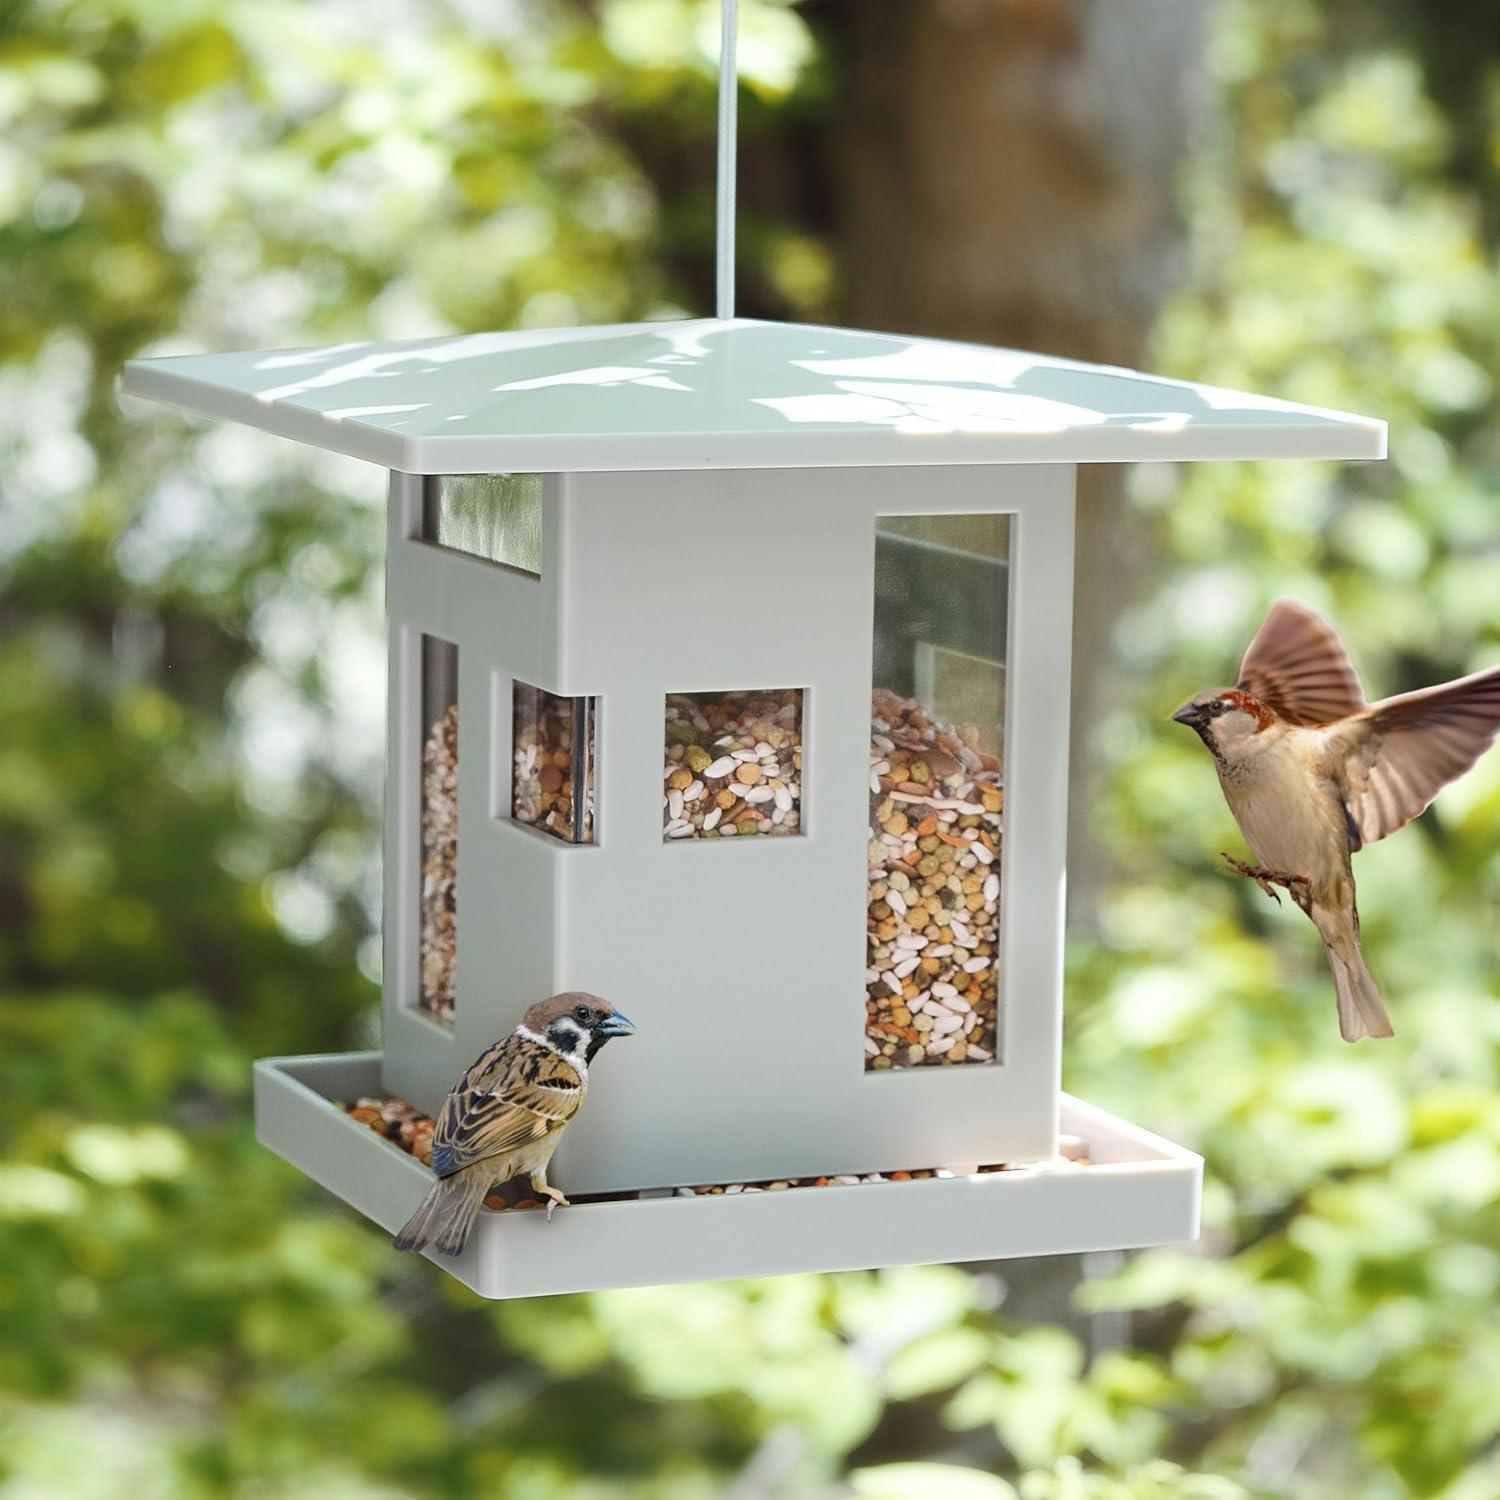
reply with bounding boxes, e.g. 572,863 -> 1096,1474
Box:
716,0 -> 738,320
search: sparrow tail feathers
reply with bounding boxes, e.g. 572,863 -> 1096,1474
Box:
1321,929 -> 1394,1042
393,1165 -> 489,1256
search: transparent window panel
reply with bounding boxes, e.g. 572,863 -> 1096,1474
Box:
512,683 -> 595,844
419,636 -> 459,1022
424,474 -> 542,576
663,689 -> 804,840
867,515 -> 1008,1070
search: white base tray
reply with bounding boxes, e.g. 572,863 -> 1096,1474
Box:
255,1051 -> 1202,1299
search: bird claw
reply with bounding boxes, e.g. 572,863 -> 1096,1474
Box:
1221,854 -> 1310,908
539,1188 -> 569,1222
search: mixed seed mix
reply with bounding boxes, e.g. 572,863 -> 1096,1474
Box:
513,684 -> 594,843
419,703 -> 458,1021
342,1095 -> 1091,1211
662,689 -> 803,839
866,688 -> 1003,1069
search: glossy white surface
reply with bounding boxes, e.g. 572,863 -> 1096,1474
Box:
255,1051 -> 1204,1299
121,317 -> 1386,472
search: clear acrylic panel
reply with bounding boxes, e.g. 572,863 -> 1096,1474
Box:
512,682 -> 595,844
663,689 -> 804,840
419,635 -> 459,1022
866,515 -> 1008,1070
424,474 -> 542,576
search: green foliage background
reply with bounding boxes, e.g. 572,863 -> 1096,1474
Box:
2,1 -> 1498,1495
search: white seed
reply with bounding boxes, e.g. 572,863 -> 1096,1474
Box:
668,789 -> 685,820
967,1044 -> 993,1061
886,889 -> 907,917
755,741 -> 774,758
703,806 -> 722,831
774,785 -> 793,813
963,1011 -> 979,1031
871,760 -> 891,777
928,944 -> 953,958
947,993 -> 972,1013
983,874 -> 1000,903
667,821 -> 696,839
927,1036 -> 956,1055
933,1014 -> 963,1035
973,842 -> 994,865
864,1036 -> 880,1055
684,779 -> 705,802
926,1000 -> 955,1020
931,982 -> 958,998
964,957 -> 990,973
771,807 -> 787,825
872,734 -> 894,752
883,971 -> 903,995
705,756 -> 737,779
893,956 -> 921,979
731,748 -> 760,763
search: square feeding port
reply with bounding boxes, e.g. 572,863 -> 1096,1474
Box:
663,689 -> 804,841
512,682 -> 595,844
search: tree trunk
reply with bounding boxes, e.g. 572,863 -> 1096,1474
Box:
824,0 -> 1210,926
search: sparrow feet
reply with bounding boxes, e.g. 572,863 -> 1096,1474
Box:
530,1173 -> 569,1222
1220,855 -> 1310,907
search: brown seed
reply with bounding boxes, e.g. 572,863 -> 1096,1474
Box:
734,763 -> 762,785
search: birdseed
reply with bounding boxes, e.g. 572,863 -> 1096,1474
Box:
865,689 -> 1003,1069
513,683 -> 594,843
419,703 -> 458,1021
342,1095 -> 1091,1210
663,689 -> 803,840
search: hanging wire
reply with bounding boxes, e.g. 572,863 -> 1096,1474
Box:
715,0 -> 738,320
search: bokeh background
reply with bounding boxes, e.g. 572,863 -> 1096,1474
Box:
3,0 -> 1499,1495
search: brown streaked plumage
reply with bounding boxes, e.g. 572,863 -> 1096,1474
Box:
1174,599 -> 1500,1042
393,991 -> 635,1256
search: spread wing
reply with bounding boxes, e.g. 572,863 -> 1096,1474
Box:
1333,665 -> 1500,847
429,1033 -> 583,1178
1238,600 -> 1366,727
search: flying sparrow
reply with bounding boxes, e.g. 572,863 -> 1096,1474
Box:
393,991 -> 636,1256
1174,600 -> 1500,1042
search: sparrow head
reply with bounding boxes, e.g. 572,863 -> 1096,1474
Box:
522,991 -> 637,1065
1172,688 -> 1275,762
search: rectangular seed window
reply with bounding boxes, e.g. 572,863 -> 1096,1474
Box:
512,683 -> 595,844
663,690 -> 804,840
423,474 -> 542,576
867,515 -> 1009,1070
419,635 -> 459,1022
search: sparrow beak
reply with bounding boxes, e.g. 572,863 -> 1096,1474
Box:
1172,702 -> 1205,728
599,1011 -> 637,1038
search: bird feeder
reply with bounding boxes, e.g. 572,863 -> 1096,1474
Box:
120,19 -> 1385,1299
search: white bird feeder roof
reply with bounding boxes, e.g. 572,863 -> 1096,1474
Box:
121,316 -> 1386,474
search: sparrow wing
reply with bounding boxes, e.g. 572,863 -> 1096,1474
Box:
1333,665 -> 1500,846
429,1034 -> 583,1178
1238,600 -> 1366,727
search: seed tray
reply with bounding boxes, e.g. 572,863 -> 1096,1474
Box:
255,1051 -> 1202,1300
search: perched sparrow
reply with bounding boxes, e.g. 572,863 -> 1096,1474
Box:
393,992 -> 635,1256
1174,600 -> 1500,1042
